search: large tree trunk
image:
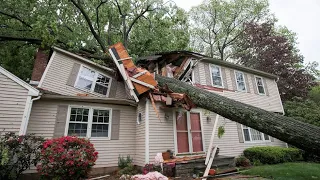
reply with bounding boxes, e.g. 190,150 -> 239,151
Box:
156,75 -> 320,156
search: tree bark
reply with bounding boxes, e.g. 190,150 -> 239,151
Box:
156,75 -> 320,156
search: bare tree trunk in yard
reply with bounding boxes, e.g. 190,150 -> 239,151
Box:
156,75 -> 320,156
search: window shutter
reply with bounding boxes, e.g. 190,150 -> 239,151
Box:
53,105 -> 69,138
251,75 -> 258,94
230,69 -> 237,91
244,74 -> 250,93
204,63 -> 211,86
66,63 -> 81,86
263,78 -> 269,96
193,64 -> 200,84
108,79 -> 118,98
221,67 -> 228,89
111,110 -> 120,140
236,123 -> 244,143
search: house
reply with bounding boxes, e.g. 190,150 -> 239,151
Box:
0,46 -> 286,174
0,66 -> 40,135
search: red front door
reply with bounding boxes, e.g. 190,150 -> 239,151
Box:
176,111 -> 203,153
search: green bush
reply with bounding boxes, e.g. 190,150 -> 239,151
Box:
243,146 -> 303,164
0,132 -> 44,180
118,155 -> 133,169
235,155 -> 251,167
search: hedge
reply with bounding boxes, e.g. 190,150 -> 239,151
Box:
243,146 -> 303,164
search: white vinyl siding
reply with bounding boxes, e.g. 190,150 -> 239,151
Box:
27,100 -> 136,168
210,65 -> 223,87
40,52 -> 128,98
0,72 -> 29,133
197,62 -> 283,113
255,76 -> 266,95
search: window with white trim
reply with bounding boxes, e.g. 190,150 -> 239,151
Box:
75,66 -> 111,96
255,76 -> 265,94
211,65 -> 223,87
235,71 -> 246,92
242,125 -> 270,142
67,107 -> 111,138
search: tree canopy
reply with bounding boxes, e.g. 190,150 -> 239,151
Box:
234,22 -> 316,101
0,0 -> 189,80
189,0 -> 270,60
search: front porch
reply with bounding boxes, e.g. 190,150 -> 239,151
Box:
164,155 -> 235,177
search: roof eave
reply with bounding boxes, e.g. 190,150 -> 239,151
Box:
41,94 -> 137,107
201,58 -> 278,80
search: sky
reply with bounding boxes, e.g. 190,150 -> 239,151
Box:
174,0 -> 320,68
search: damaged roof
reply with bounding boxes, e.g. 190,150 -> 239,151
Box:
137,51 -> 278,80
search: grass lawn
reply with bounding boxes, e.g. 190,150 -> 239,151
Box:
241,162 -> 320,180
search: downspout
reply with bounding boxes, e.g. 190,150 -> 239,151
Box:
21,95 -> 41,135
145,99 -> 150,164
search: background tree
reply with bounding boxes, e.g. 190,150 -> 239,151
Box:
284,85 -> 320,127
189,0 -> 270,60
234,22 -> 316,101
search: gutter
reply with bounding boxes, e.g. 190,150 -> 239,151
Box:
41,94 -> 138,107
19,95 -> 41,135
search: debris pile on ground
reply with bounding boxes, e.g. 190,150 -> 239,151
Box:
131,171 -> 168,180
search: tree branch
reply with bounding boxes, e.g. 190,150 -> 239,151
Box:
0,36 -> 42,44
96,0 -> 108,36
0,11 -> 32,29
126,4 -> 153,38
70,0 -> 106,52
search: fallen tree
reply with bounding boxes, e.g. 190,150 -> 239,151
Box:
156,75 -> 320,156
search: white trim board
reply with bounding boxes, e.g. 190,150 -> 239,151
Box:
145,99 -> 150,164
38,51 -> 56,88
0,66 -> 39,96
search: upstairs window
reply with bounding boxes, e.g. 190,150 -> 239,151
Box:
255,76 -> 265,95
235,71 -> 246,92
75,66 -> 111,96
211,65 -> 223,87
242,125 -> 270,142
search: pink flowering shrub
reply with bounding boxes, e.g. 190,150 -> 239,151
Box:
37,136 -> 98,179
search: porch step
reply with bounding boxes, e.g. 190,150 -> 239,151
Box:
174,155 -> 235,177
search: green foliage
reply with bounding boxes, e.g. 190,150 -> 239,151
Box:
235,155 -> 251,167
241,162 -> 320,180
118,155 -> 139,176
0,132 -> 44,180
309,86 -> 320,103
118,155 -> 133,169
284,98 -> 320,127
189,0 -> 270,59
244,146 -> 303,165
217,126 -> 225,138
0,0 -> 190,78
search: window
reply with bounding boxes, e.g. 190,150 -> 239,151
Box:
242,125 -> 270,142
66,107 -> 111,138
235,71 -> 246,92
76,66 -> 111,96
211,65 -> 223,87
255,76 -> 265,94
